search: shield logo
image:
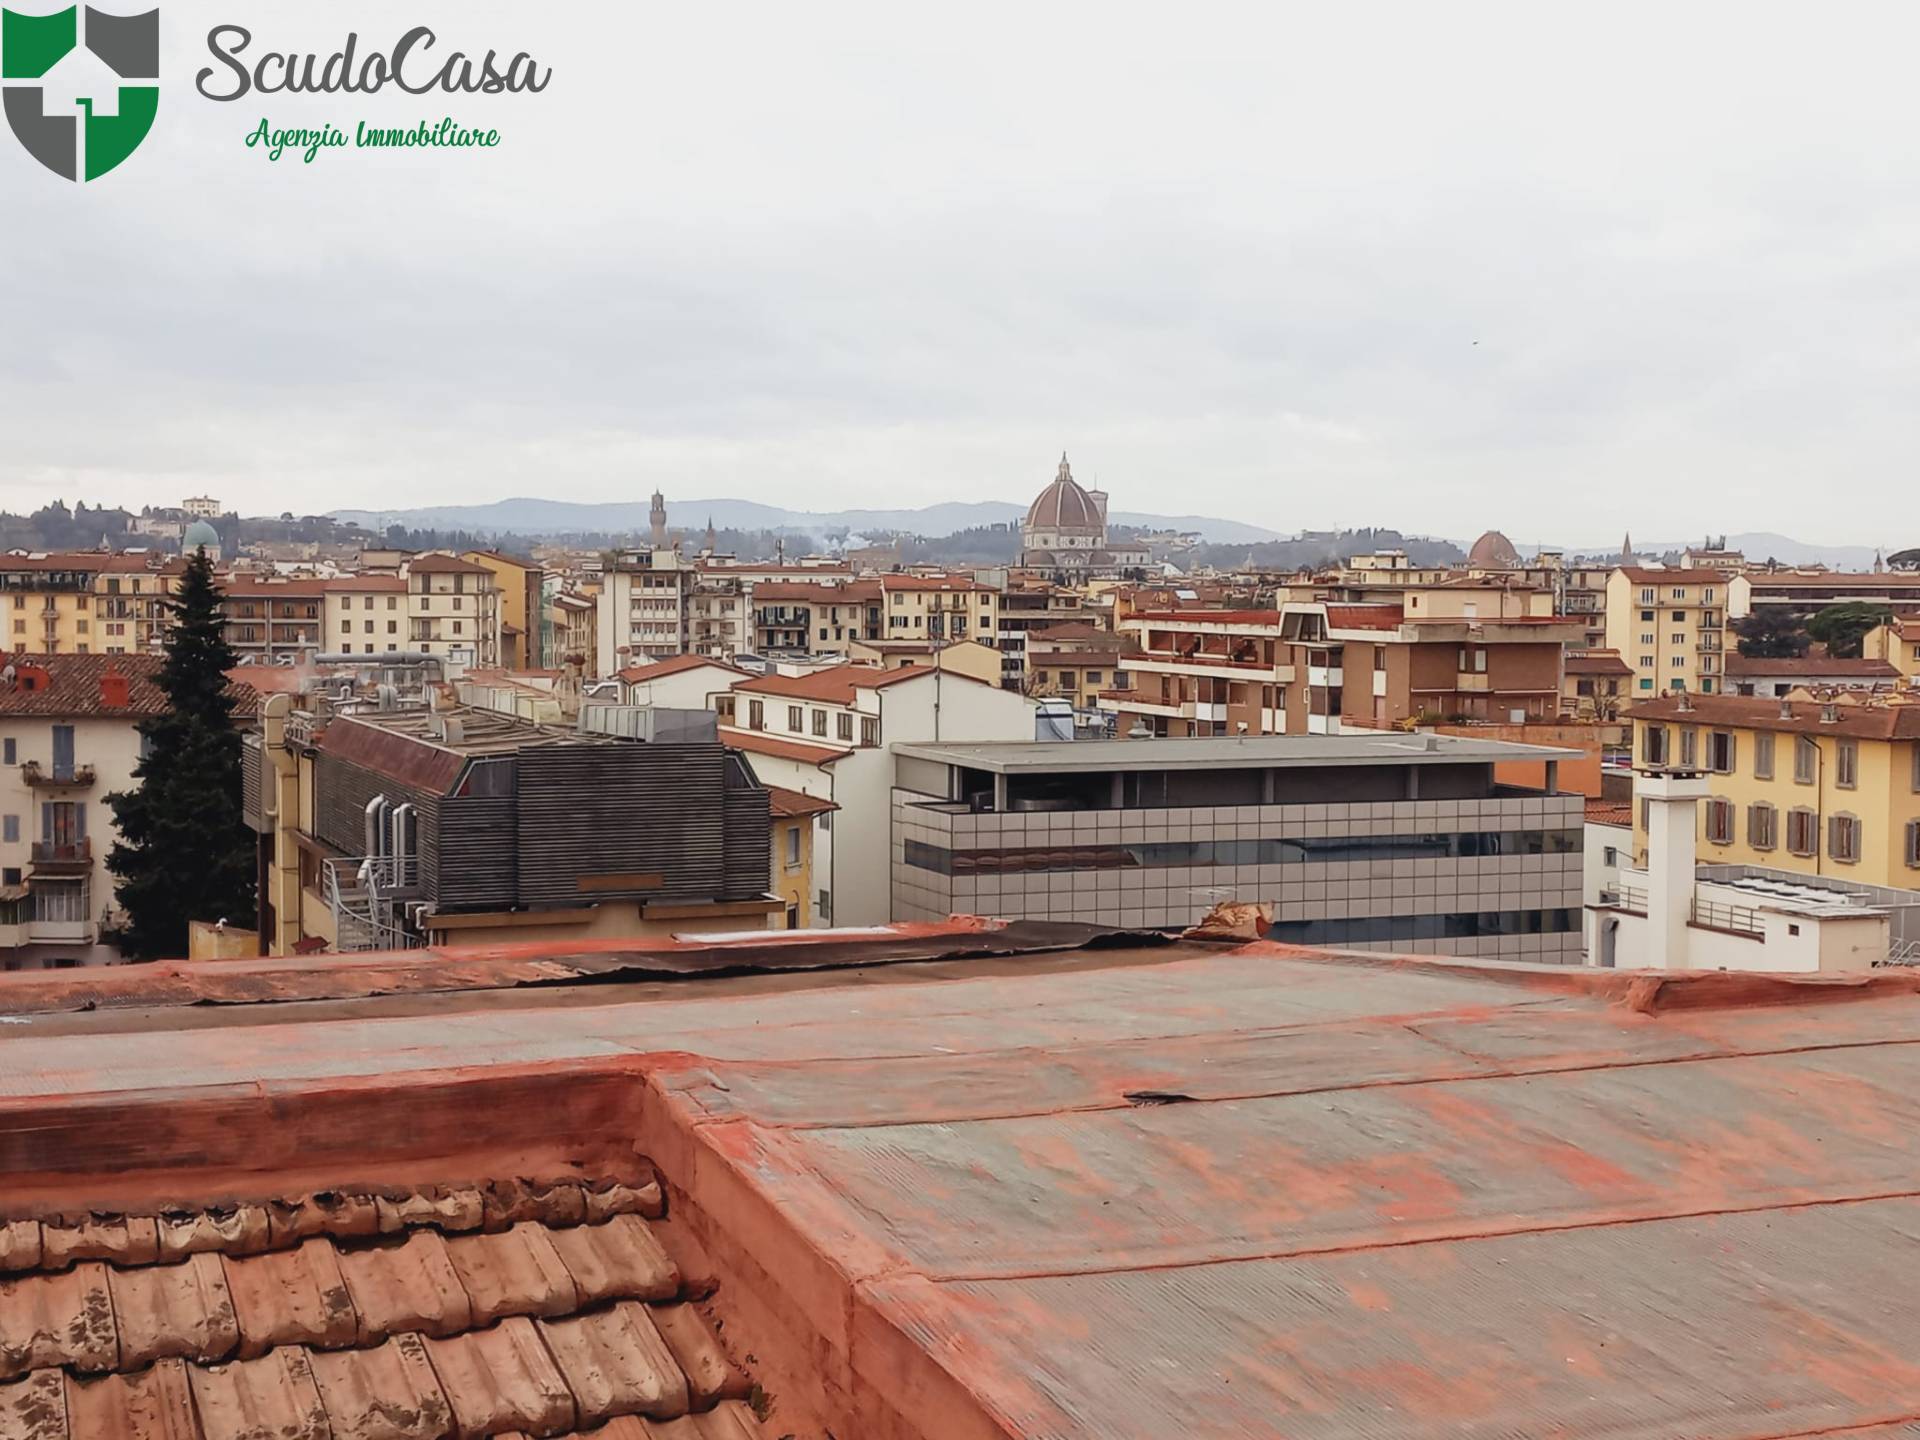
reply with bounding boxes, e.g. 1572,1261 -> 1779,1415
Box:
1,4 -> 157,181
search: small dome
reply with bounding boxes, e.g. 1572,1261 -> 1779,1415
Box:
1467,529 -> 1521,568
183,519 -> 220,551
1025,453 -> 1104,535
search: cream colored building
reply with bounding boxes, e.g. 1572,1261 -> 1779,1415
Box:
323,575 -> 409,656
880,575 -> 1001,647
1604,568 -> 1732,698
1864,613 -> 1920,681
405,554 -> 502,667
0,553 -> 181,658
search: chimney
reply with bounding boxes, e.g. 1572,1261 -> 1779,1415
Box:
99,667 -> 130,709
1779,696 -> 1794,720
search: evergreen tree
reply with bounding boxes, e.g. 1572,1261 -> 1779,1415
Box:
105,549 -> 254,959
1732,608 -> 1812,659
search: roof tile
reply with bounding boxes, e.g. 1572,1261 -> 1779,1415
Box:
584,1180 -> 663,1224
106,1254 -> 237,1369
0,1223 -> 40,1274
266,1193 -> 380,1249
188,1348 -> 330,1440
443,1224 -> 579,1325
155,1207 -> 269,1263
0,1264 -> 116,1379
420,1317 -> 576,1440
537,1302 -> 689,1425
221,1238 -> 358,1357
649,1306 -> 749,1409
0,1370 -> 63,1440
545,1216 -> 679,1305
40,1218 -> 158,1271
307,1332 -> 454,1440
336,1232 -> 472,1343
637,1402 -> 763,1439
63,1361 -> 198,1440
374,1190 -> 483,1236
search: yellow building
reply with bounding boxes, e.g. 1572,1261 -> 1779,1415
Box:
550,588 -> 596,672
463,550 -> 544,669
322,575 -> 409,656
766,786 -> 834,928
880,575 -> 1000,647
1864,612 -> 1920,681
1627,693 -> 1920,887
847,637 -> 1005,686
0,554 -> 182,657
1605,568 -> 1733,697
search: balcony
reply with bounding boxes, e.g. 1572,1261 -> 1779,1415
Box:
30,839 -> 92,872
1454,672 -> 1491,693
21,762 -> 95,788
1307,665 -> 1344,689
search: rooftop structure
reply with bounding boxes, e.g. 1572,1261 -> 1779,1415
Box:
7,922 -> 1920,1437
1465,527 -> 1522,568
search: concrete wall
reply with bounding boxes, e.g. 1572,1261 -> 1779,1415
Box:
893,790 -> 1584,962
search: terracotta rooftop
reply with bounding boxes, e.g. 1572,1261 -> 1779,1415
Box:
1564,651 -> 1634,676
1614,567 -> 1731,584
1324,603 -> 1405,631
730,664 -> 982,706
10,923 -> 1920,1436
1627,692 -> 1920,740
763,785 -> 837,820
717,730 -> 848,766
617,655 -> 747,685
405,554 -> 494,577
1722,653 -> 1901,677
0,654 -> 253,719
319,575 -> 409,594
1584,797 -> 1633,825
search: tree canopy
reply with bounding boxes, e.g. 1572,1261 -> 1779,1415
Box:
1731,608 -> 1811,659
1806,602 -> 1893,660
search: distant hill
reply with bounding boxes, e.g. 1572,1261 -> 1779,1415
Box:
1530,533 -> 1883,571
327,497 -> 1285,545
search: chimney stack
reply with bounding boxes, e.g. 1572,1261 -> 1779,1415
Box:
99,668 -> 130,709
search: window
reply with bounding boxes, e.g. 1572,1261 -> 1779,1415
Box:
1640,633 -> 1654,645
340,620 -> 352,634
1036,671 -> 1050,685
1642,725 -> 1667,765
388,596 -> 398,610
1703,587 -> 1716,602
811,709 -> 827,738
837,712 -> 853,742
1640,588 -> 1655,603
860,716 -> 878,747
1671,588 -> 1687,600
1639,656 -> 1653,670
363,620 -> 373,634
748,699 -> 765,731
1836,739 -> 1858,789
1795,735 -> 1818,784
340,644 -> 353,654
1829,813 -> 1861,864
817,889 -> 832,924
1786,807 -> 1818,856
1458,646 -> 1488,673
1704,798 -> 1735,845
1640,609 -> 1654,621
1086,670 -> 1102,684
1707,730 -> 1735,773
1059,671 -> 1077,688
1755,732 -> 1774,780
1906,818 -> 1920,869
388,620 -> 397,634
0,816 -> 14,843
1602,845 -> 1619,867
1670,633 -> 1684,646
1,739 -> 11,766
784,826 -> 801,869
1679,728 -> 1697,767
786,705 -> 803,731
1748,803 -> 1777,851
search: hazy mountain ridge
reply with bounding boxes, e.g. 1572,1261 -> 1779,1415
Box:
328,496 -> 1285,544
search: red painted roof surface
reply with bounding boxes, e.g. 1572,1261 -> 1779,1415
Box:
9,930 -> 1920,1437
1585,797 -> 1632,825
1565,650 -> 1634,675
1628,692 -> 1920,740
1722,653 -> 1900,677
718,729 -> 848,766
1325,603 -> 1404,630
406,554 -> 494,576
764,785 -> 837,819
617,654 -> 747,684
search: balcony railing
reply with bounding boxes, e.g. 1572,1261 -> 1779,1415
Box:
1691,897 -> 1763,938
20,762 -> 95,788
30,839 -> 92,870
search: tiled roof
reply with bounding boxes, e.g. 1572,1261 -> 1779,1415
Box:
718,730 -> 848,766
0,654 -> 230,719
0,552 -> 178,575
1564,651 -> 1634,676
1615,567 -> 1731,584
731,665 -> 976,705
618,655 -> 747,684
0,1176 -> 761,1440
877,575 -> 993,593
1584,798 -> 1632,825
764,785 -> 837,819
1745,572 -> 1920,589
1626,693 -> 1920,740
406,554 -> 493,576
1722,654 -> 1900,677
219,576 -> 330,598
319,576 -> 408,594
1123,609 -> 1281,627
748,580 -> 879,604
1325,604 -> 1404,631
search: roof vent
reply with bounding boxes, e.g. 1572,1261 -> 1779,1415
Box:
99,669 -> 129,709
1821,702 -> 1840,724
1779,696 -> 1794,720
1675,691 -> 1694,713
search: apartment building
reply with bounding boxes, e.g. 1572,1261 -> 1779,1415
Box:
462,550 -> 544,669
890,733 -> 1584,959
1731,570 -> 1920,620
718,664 -> 1036,925
847,637 -> 1006,686
1022,624 -> 1136,709
687,571 -> 752,658
548,587 -> 597,671
245,694 -> 781,954
1625,692 -> 1920,889
595,547 -> 693,674
752,580 -> 882,654
0,655 -> 245,965
768,785 -> 835,928
995,580 -> 1095,686
322,575 -> 409,656
1104,587 -> 1580,738
1603,568 -> 1732,695
880,575 -> 1000,648
618,654 -> 747,709
221,575 -> 327,664
404,554 -> 502,668
0,553 -> 181,657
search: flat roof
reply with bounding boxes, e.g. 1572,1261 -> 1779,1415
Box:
894,731 -> 1581,773
6,924 -> 1920,1438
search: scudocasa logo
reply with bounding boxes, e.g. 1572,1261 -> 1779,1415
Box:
1,4 -> 157,180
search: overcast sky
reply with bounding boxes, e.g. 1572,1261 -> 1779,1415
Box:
3,1 -> 1915,543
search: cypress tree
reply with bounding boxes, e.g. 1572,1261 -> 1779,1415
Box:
106,548 -> 254,958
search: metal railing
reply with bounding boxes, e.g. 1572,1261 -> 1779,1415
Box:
20,762 -> 95,787
30,839 -> 91,866
1691,897 -> 1764,937
322,854 -> 423,952
1612,884 -> 1648,914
